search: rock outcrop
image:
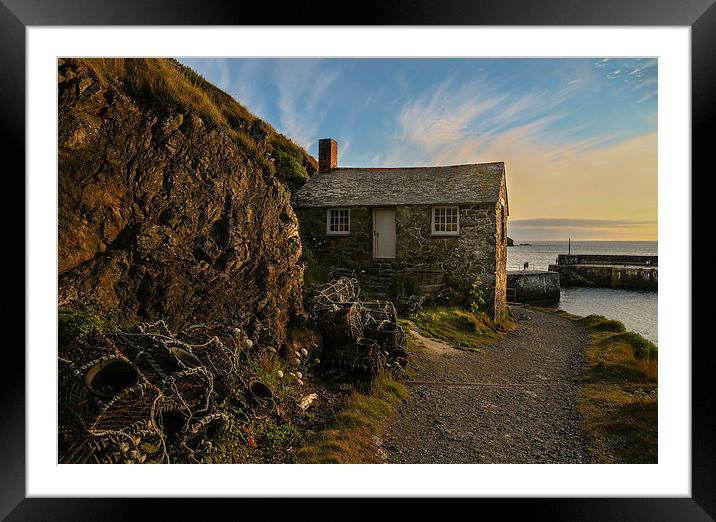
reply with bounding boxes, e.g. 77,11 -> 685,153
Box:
58,58 -> 316,348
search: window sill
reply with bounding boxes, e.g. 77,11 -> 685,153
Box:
431,232 -> 460,237
326,232 -> 351,236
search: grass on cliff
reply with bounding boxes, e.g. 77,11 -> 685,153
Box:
72,58 -> 314,188
410,306 -> 514,352
295,372 -> 410,463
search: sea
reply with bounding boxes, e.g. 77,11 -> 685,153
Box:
507,241 -> 658,344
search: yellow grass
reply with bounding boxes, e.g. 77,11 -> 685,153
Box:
296,373 -> 410,463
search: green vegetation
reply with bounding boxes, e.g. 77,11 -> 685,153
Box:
467,276 -> 487,314
296,373 -> 410,463
73,58 -> 315,187
581,314 -> 627,333
300,244 -> 344,287
58,299 -> 119,348
389,273 -> 419,304
576,315 -> 657,463
196,357 -> 313,463
411,306 -> 513,352
275,147 -> 310,191
578,315 -> 657,385
433,275 -> 488,313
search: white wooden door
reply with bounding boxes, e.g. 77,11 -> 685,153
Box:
373,209 -> 396,259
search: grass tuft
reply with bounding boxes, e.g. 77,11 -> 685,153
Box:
296,373 -> 409,463
580,314 -> 627,333
604,331 -> 658,361
411,306 -> 513,351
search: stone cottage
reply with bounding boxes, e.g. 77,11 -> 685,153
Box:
292,139 -> 509,319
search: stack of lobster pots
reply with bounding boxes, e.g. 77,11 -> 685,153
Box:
306,276 -> 409,379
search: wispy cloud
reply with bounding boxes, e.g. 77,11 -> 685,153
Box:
397,78 -> 505,153
373,75 -> 585,167
275,60 -> 341,148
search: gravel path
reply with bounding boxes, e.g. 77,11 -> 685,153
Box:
382,306 -> 591,463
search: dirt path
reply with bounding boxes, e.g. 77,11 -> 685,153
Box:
381,306 -> 592,463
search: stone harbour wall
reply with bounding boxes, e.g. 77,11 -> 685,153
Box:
548,264 -> 658,291
507,271 -> 561,303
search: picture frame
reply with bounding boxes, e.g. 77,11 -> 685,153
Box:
3,0 -> 712,519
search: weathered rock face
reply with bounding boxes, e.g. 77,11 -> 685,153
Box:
58,58 -> 309,347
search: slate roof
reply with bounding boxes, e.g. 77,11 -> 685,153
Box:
291,162 -> 505,208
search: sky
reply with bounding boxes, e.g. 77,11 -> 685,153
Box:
179,58 -> 657,241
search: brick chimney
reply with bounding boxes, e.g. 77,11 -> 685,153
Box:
318,138 -> 338,173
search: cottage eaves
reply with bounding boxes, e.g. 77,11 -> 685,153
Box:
291,162 -> 505,208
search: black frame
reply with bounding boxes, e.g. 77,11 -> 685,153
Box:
2,1 -> 712,519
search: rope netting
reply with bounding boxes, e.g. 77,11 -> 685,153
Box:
59,321 -> 248,464
305,276 -> 409,378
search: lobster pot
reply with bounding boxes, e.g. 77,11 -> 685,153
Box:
61,420 -> 164,464
306,277 -> 360,317
134,350 -> 171,385
326,337 -> 384,375
318,302 -> 365,347
60,330 -> 123,372
60,432 -> 138,464
322,277 -> 360,303
160,366 -> 214,420
379,322 -> 407,358
362,301 -> 398,324
58,358 -> 93,448
179,412 -> 229,450
376,320 -> 398,347
364,320 -> 407,356
88,382 -> 162,436
61,354 -> 144,431
189,342 -> 239,381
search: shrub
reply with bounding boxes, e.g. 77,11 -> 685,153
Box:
444,275 -> 487,312
274,148 -> 309,187
389,273 -> 419,304
467,276 -> 486,313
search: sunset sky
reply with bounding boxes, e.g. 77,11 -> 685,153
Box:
179,58 -> 657,241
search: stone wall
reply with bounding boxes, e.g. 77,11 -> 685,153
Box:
506,270 -> 560,303
555,254 -> 658,267
547,264 -> 658,291
296,202 -> 508,319
493,179 -> 508,318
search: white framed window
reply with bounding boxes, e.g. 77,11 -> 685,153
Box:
432,206 -> 460,236
326,208 -> 350,235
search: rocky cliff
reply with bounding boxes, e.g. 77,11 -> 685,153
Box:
58,58 -> 316,348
